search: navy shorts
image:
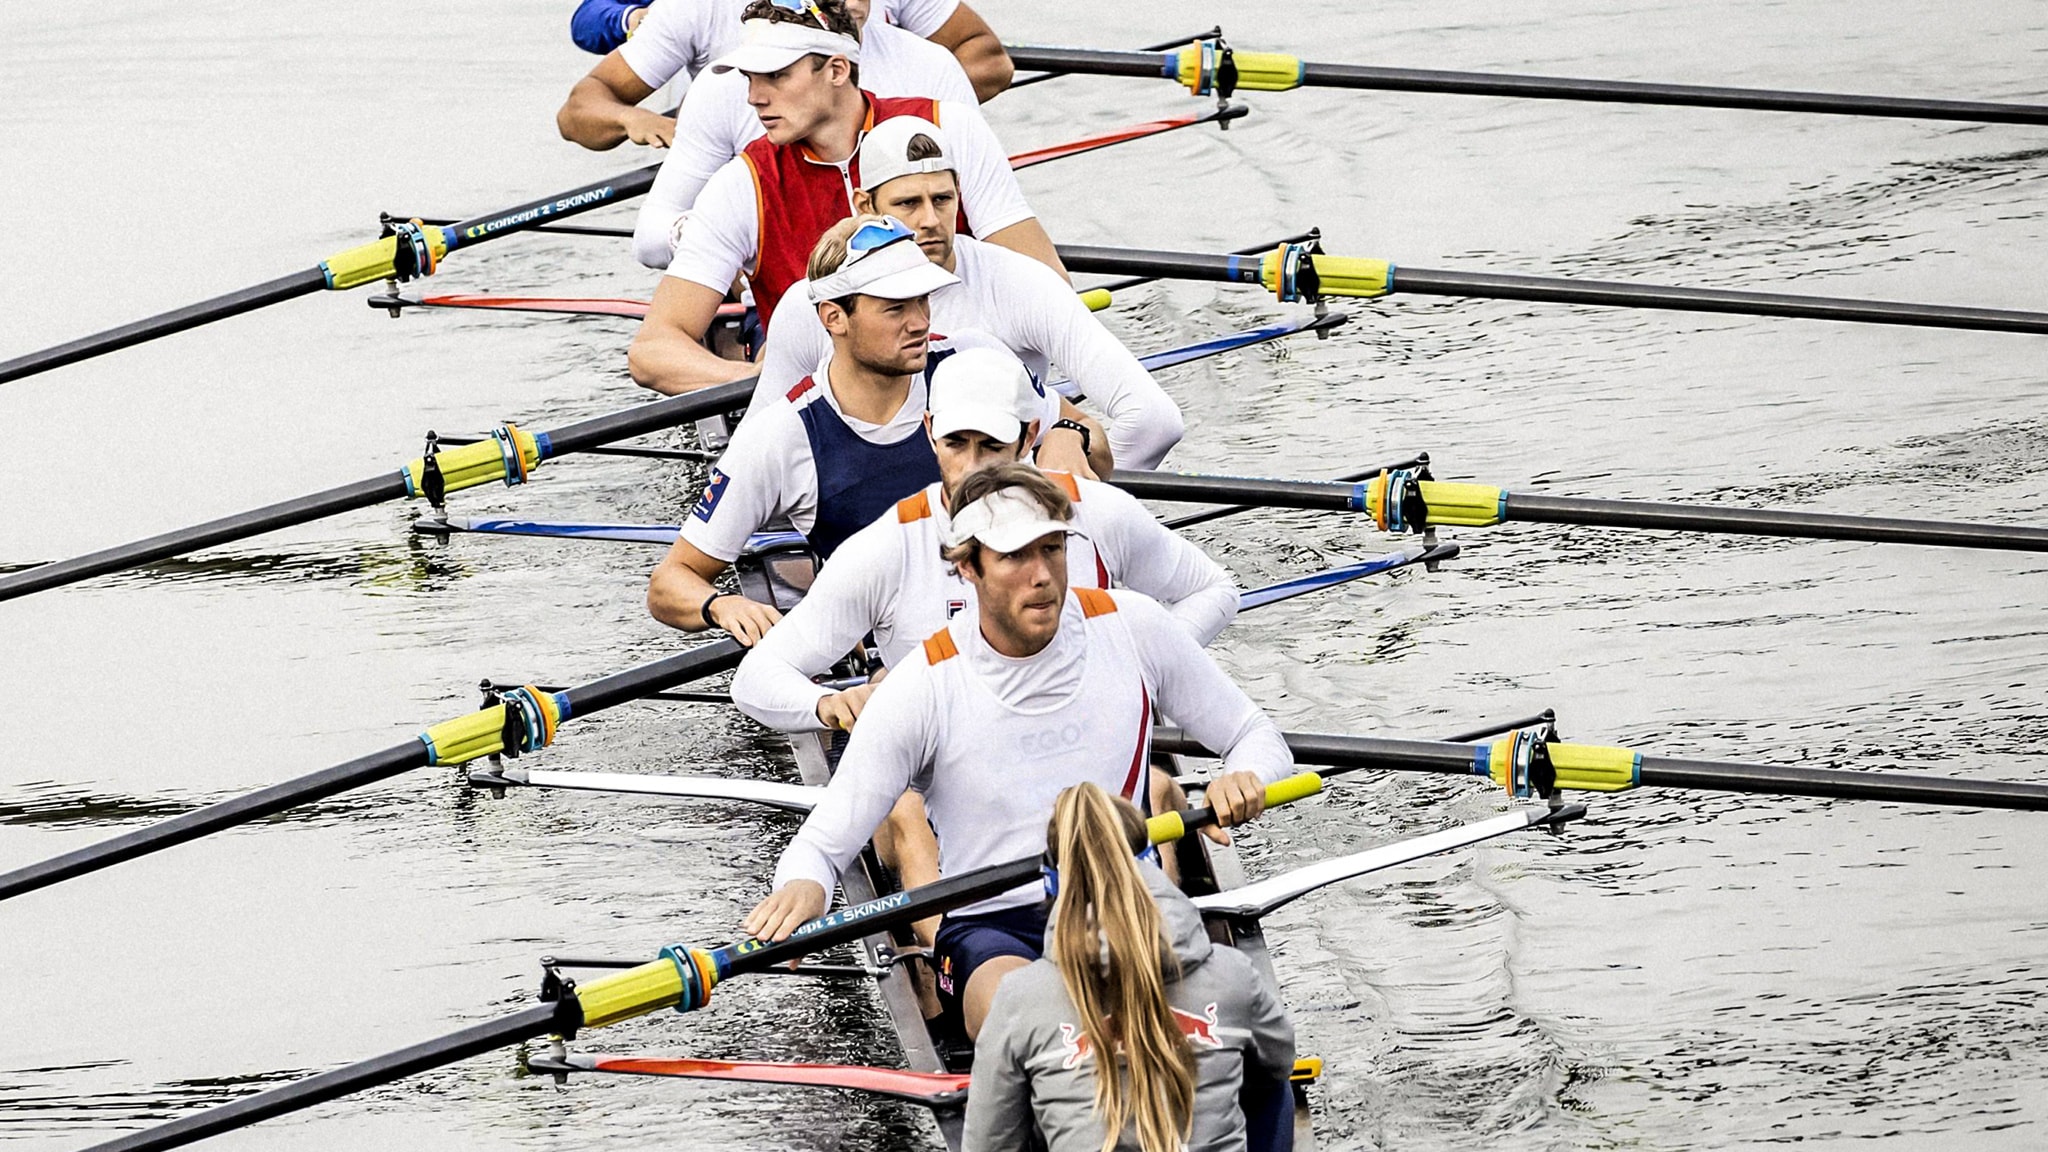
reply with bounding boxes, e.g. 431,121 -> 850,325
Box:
933,902 -> 1050,1020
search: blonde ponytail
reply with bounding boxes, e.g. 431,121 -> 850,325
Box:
1046,783 -> 1196,1152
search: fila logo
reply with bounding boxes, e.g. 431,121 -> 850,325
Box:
946,598 -> 967,618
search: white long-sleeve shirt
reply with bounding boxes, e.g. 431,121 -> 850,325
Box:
732,474 -> 1239,733
630,21 -> 975,268
666,101 -> 1035,311
755,236 -> 1186,469
618,0 -> 960,94
772,588 -> 1294,915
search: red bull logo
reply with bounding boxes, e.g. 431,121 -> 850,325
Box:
1056,1003 -> 1224,1069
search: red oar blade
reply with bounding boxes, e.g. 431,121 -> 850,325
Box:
532,1054 -> 971,1107
1010,104 -> 1248,169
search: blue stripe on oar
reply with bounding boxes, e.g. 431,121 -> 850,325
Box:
1237,545 -> 1438,611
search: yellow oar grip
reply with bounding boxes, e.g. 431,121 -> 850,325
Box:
401,425 -> 543,499
1548,743 -> 1642,791
420,704 -> 511,767
1415,480 -> 1507,527
1078,287 -> 1113,312
1144,771 -> 1325,844
321,227 -> 451,291
572,958 -> 687,1030
1304,255 -> 1391,298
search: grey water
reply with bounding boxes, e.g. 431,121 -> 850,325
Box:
2,0 -> 2045,1148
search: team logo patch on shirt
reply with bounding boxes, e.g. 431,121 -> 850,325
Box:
692,468 -> 731,522
946,598 -> 967,618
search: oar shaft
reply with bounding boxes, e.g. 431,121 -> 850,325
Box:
0,270 -> 328,385
1003,45 -> 2048,125
1638,756 -> 2048,810
1059,244 -> 1250,284
80,1005 -> 565,1152
0,742 -> 425,901
429,165 -> 659,255
1391,266 -> 2048,335
0,475 -> 403,602
1297,61 -> 2048,125
1506,492 -> 2048,552
1111,471 -> 1360,511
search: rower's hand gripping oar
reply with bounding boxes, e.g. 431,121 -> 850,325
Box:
0,377 -> 756,602
1056,236 -> 2048,337
1005,34 -> 2048,127
68,777 -> 1333,1152
0,640 -> 748,903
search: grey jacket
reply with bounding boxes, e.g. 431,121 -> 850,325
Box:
961,862 -> 1297,1152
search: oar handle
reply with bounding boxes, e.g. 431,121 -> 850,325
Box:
1146,771 -> 1325,843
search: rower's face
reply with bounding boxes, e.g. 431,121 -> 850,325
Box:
745,56 -> 844,144
968,532 -> 1069,656
837,294 -> 932,376
927,420 -> 1028,496
856,173 -> 959,267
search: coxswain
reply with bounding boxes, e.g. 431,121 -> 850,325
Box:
647,216 -> 1104,645
630,2 -> 976,269
730,349 -> 1235,736
755,116 -> 1185,469
743,468 -> 1295,1038
558,0 -> 1010,149
964,783 -> 1297,1152
626,0 -> 1058,395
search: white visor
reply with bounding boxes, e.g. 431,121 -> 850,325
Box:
927,345 -> 1042,443
944,487 -> 1075,554
807,232 -> 959,303
709,18 -> 861,75
858,116 -> 954,192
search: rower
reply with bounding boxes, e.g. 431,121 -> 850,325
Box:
963,783 -> 1297,1152
648,215 -> 1103,644
754,116 -> 1187,468
743,468 -> 1295,1038
631,2 -> 977,270
626,0 -> 1059,396
730,347 -> 1236,736
558,0 -> 1012,150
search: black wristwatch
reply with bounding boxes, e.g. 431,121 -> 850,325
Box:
1049,418 -> 1092,456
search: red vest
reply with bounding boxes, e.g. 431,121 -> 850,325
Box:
741,93 -> 963,331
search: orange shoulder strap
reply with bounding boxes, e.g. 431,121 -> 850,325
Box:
896,490 -> 933,523
1045,471 -> 1081,501
1074,587 -> 1117,617
923,628 -> 960,663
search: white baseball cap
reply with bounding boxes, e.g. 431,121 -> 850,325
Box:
944,486 -> 1073,554
927,345 -> 1044,443
806,216 -> 959,303
858,116 -> 955,193
709,17 -> 861,75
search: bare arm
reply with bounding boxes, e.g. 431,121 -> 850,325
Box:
925,2 -> 1013,102
1032,397 -> 1111,478
628,275 -> 759,395
982,217 -> 1067,282
557,52 -> 672,150
647,535 -> 782,644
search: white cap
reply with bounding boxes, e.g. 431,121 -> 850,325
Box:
858,116 -> 954,193
927,346 -> 1044,443
709,18 -> 861,75
806,217 -> 959,303
944,486 -> 1073,553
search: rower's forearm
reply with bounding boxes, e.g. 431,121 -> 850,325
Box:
557,76 -> 637,149
984,219 -> 1068,282
648,563 -> 720,631
956,35 -> 1015,102
627,328 -> 756,395
731,647 -> 835,733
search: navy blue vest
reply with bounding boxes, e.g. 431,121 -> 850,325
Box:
794,384 -> 941,560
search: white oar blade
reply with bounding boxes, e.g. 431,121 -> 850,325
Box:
1194,806 -> 1580,918
488,768 -> 821,813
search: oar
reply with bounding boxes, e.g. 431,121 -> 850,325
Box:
1006,28 -> 1221,90
0,640 -> 746,903
1056,241 -> 2048,336
1154,723 -> 2048,811
1105,466 -> 2048,554
71,779 -> 1322,1152
0,167 -> 661,385
0,378 -> 755,602
524,1053 -> 973,1106
1004,39 -> 2048,126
